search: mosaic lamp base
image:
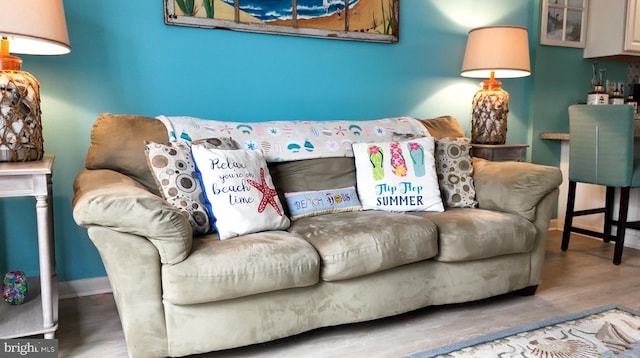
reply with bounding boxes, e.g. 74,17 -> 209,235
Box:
0,38 -> 43,162
0,70 -> 43,162
471,78 -> 509,145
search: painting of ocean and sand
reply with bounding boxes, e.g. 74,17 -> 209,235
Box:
167,0 -> 398,42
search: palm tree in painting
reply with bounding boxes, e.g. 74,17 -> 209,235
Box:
176,0 -> 195,16
203,0 -> 214,18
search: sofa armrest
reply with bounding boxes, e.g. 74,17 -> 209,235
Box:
473,158 -> 563,221
72,169 -> 192,264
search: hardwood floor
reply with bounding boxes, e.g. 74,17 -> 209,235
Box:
56,231 -> 640,357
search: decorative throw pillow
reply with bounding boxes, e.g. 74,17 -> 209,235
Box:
284,186 -> 362,221
434,137 -> 478,208
191,145 -> 290,240
144,141 -> 212,236
352,137 -> 444,212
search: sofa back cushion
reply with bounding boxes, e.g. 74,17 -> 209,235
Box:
85,113 -> 168,194
419,115 -> 466,138
268,157 -> 356,215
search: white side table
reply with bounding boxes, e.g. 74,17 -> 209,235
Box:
0,153 -> 57,339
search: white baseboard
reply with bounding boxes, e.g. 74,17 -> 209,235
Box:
58,276 -> 112,300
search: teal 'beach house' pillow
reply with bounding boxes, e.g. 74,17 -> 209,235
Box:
285,186 -> 362,220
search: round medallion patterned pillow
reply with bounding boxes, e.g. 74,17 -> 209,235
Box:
434,137 -> 478,208
145,141 -> 212,235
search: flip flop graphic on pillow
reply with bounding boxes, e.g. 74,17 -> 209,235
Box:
390,142 -> 407,177
409,142 -> 425,177
368,145 -> 384,181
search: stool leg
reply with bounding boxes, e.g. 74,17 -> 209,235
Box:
562,181 -> 577,251
613,187 -> 630,265
603,186 -> 615,243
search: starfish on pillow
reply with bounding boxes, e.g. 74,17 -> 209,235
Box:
246,167 -> 283,216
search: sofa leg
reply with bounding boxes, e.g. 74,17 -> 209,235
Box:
515,285 -> 538,296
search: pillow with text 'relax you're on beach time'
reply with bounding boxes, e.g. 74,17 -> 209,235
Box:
352,137 -> 444,212
191,145 -> 290,240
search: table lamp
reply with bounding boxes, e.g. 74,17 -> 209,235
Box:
0,0 -> 70,162
460,26 -> 530,144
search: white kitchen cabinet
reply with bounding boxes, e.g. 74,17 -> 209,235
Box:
584,0 -> 640,59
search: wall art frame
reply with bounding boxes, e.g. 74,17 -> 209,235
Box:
164,0 -> 399,43
540,0 -> 588,48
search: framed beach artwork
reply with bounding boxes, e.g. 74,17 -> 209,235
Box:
540,0 -> 588,48
164,0 -> 399,43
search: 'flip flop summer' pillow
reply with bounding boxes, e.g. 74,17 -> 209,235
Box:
352,137 -> 444,212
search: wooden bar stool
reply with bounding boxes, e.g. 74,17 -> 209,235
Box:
561,104 -> 640,264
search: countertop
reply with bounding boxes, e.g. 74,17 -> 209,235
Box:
539,120 -> 640,140
539,132 -> 570,140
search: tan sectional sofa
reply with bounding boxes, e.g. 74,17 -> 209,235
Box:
72,113 -> 562,357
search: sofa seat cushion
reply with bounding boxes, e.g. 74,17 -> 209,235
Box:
412,208 -> 537,262
162,231 -> 320,305
287,211 -> 438,281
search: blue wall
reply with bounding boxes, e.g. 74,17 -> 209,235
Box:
0,1 -> 629,282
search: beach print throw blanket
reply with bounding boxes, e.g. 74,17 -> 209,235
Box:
157,115 -> 430,162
